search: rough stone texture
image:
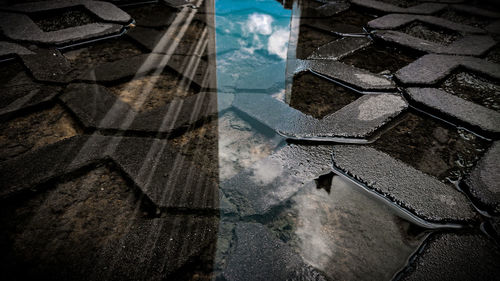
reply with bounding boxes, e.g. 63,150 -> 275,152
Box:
332,145 -> 477,223
222,222 -> 328,281
297,60 -> 396,91
368,14 -> 486,34
373,31 -> 495,56
395,54 -> 500,85
406,87 -> 500,136
60,83 -> 217,135
3,0 -> 132,23
20,48 -> 73,83
233,93 -> 407,141
464,141 -> 500,214
0,12 -> 124,46
308,37 -> 372,60
352,0 -> 445,14
0,42 -> 34,57
0,135 -> 219,211
0,84 -> 61,119
78,53 -> 214,90
399,233 -> 500,281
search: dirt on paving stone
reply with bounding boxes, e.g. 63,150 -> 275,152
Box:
440,71 -> 500,112
108,71 -> 199,113
30,7 -> 99,32
400,22 -> 461,46
170,118 -> 219,182
0,104 -> 83,161
340,43 -> 420,74
296,25 -> 339,59
371,112 -> 491,182
63,38 -> 145,72
289,72 -> 361,119
0,165 -> 147,280
437,9 -> 492,28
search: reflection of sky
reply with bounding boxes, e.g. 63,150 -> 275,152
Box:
215,0 -> 291,93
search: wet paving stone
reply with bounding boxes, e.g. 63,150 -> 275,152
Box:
464,141 -> 500,214
375,0 -> 420,8
0,104 -> 82,161
437,8 -> 494,29
440,71 -> 500,112
340,42 -> 420,74
371,112 -> 491,182
398,232 -> 500,281
486,44 -> 500,64
399,22 -> 461,46
303,8 -> 377,35
289,72 -> 361,118
122,2 -> 177,28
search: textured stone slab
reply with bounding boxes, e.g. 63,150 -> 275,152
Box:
486,20 -> 500,34
451,4 -> 500,19
395,54 -> 500,85
0,12 -> 124,46
233,93 -> 407,141
222,223 -> 327,281
221,144 -> 333,216
78,53 -> 211,89
351,0 -> 445,15
0,135 -> 219,210
464,141 -> 500,214
399,233 -> 500,281
20,48 -> 73,83
97,215 -> 218,281
0,42 -> 34,57
407,87 -> 500,136
0,84 -> 61,119
373,31 -> 495,56
2,0 -> 132,23
332,145 -> 477,223
308,37 -> 372,60
368,14 -> 486,34
60,83 -> 217,135
297,60 -> 396,91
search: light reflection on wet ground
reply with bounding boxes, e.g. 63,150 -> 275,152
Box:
215,3 -> 428,279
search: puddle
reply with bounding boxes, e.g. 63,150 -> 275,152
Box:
440,71 -> 500,112
30,7 -> 99,32
63,38 -> 145,72
108,71 -> 199,113
0,104 -> 83,161
340,42 -> 420,74
217,111 -> 282,181
400,22 -> 461,46
371,111 -> 491,182
289,72 -> 361,118
265,174 -> 428,281
0,164 -> 147,279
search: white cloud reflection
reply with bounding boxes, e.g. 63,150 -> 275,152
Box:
268,28 -> 289,59
245,13 -> 274,35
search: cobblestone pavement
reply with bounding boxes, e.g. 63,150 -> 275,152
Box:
0,0 -> 499,280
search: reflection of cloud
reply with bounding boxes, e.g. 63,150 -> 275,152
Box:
249,158 -> 283,185
245,13 -> 274,35
268,28 -> 289,59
